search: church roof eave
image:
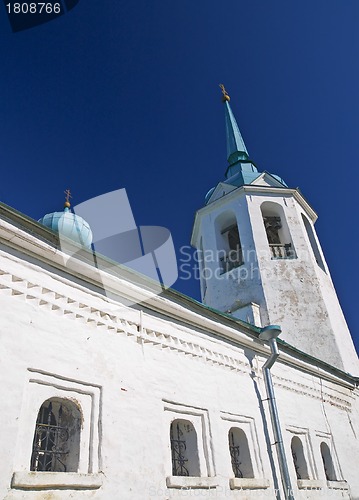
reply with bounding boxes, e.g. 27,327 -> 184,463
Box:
0,201 -> 357,385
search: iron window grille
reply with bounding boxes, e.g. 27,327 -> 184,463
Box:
170,423 -> 189,476
229,431 -> 243,478
30,401 -> 69,472
291,450 -> 301,479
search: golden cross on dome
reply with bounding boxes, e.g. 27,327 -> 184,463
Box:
64,189 -> 72,208
219,83 -> 230,102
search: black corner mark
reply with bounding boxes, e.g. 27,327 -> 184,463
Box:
4,0 -> 81,33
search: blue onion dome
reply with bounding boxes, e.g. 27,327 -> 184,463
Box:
38,192 -> 93,248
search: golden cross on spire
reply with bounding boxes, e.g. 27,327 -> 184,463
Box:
64,188 -> 72,208
219,83 -> 230,102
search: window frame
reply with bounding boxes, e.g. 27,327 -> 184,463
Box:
260,201 -> 297,260
315,431 -> 349,492
30,398 -> 81,473
301,212 -> 327,273
214,211 -> 244,275
228,426 -> 254,479
320,441 -> 337,481
163,400 -> 218,490
221,413 -> 269,491
290,435 -> 310,480
287,426 -> 318,490
170,418 -> 200,477
11,369 -> 102,491
221,224 -> 244,273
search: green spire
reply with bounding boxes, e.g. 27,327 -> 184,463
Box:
219,84 -> 249,165
219,85 -> 258,183
224,100 -> 249,164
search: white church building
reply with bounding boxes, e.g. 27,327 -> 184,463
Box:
0,88 -> 358,500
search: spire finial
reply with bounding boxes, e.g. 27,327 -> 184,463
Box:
219,83 -> 230,102
64,189 -> 72,209
221,88 -> 251,166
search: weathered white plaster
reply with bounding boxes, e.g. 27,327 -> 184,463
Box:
192,185 -> 359,376
229,478 -> 270,490
0,207 -> 358,500
11,472 -> 103,490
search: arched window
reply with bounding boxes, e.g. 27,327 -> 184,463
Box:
215,211 -> 243,274
228,427 -> 254,478
320,442 -> 337,481
291,436 -> 309,480
301,214 -> 326,273
261,202 -> 296,259
30,398 -> 81,473
170,419 -> 200,477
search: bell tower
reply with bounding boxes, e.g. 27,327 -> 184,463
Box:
191,87 -> 358,375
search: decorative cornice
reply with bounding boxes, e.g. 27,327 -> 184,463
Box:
272,374 -> 352,413
0,262 -> 353,412
0,264 -> 251,377
1,210 -> 357,389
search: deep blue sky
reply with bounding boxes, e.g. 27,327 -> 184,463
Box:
0,1 -> 358,352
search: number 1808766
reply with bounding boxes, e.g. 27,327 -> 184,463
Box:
6,3 -> 62,14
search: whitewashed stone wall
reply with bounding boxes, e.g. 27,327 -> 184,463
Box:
0,229 -> 358,500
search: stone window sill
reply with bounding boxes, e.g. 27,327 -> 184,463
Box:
297,479 -> 323,489
11,472 -> 103,490
327,480 -> 349,490
229,478 -> 270,490
166,476 -> 218,489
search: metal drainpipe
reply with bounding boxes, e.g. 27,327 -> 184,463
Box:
259,326 -> 295,500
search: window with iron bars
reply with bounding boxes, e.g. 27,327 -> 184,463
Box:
30,398 -> 80,473
228,427 -> 254,479
30,401 -> 68,472
229,430 -> 243,478
170,422 -> 189,476
170,419 -> 200,477
292,449 -> 301,479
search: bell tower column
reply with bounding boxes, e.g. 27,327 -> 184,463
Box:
191,87 -> 358,375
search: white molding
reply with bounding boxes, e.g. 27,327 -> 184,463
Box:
0,261 -> 355,404
327,480 -> 349,490
12,369 -> 102,476
229,478 -> 270,490
286,426 -> 317,482
166,476 -> 218,489
163,400 -> 215,478
315,431 -> 344,482
220,412 -> 266,481
297,479 -> 323,489
11,472 -> 103,490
